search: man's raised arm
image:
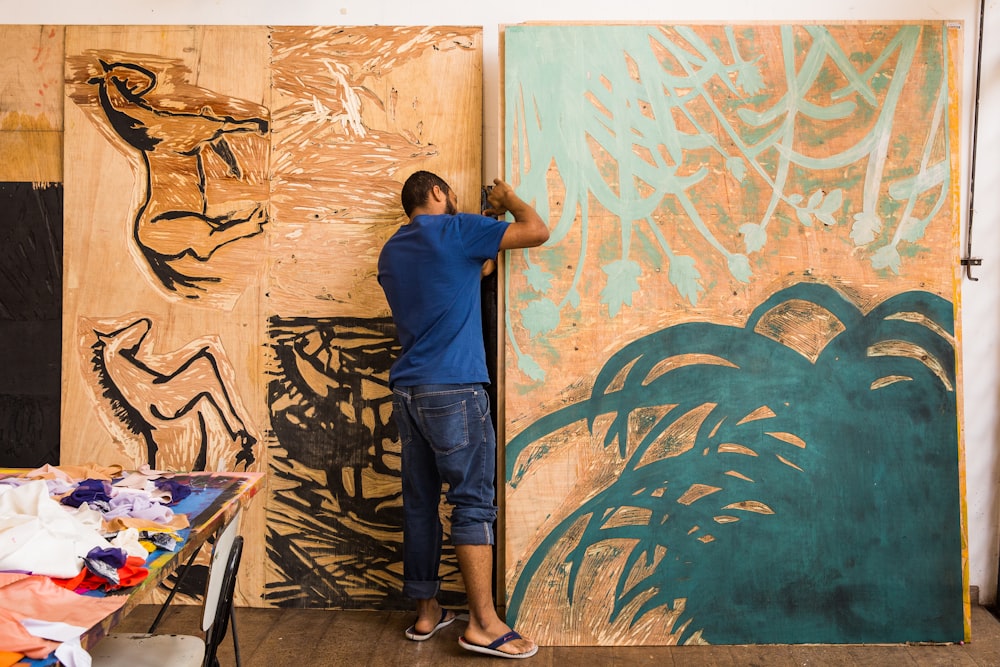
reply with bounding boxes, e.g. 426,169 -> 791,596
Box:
487,178 -> 549,250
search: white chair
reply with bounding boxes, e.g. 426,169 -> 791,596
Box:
91,510 -> 244,667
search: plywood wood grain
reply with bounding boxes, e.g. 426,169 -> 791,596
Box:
61,24 -> 271,605
263,25 -> 481,609
57,24 -> 482,611
501,22 -> 966,645
0,25 -> 64,182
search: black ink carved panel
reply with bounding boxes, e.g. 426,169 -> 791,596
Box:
0,182 -> 63,467
265,315 -> 463,609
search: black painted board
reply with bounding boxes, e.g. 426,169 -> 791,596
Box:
0,182 -> 63,466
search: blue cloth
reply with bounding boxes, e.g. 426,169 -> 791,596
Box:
391,384 -> 497,600
377,212 -> 509,388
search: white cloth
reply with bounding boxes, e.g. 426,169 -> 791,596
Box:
109,527 -> 150,559
21,621 -> 91,667
0,480 -> 112,577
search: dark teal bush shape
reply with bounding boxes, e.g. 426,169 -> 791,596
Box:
506,282 -> 963,644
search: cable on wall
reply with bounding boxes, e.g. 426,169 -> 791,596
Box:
961,0 -> 986,281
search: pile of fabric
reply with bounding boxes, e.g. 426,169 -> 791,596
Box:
0,464 -> 194,666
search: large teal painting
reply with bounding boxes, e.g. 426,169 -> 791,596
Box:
501,23 -> 966,645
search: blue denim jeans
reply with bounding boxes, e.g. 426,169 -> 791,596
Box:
391,383 -> 497,600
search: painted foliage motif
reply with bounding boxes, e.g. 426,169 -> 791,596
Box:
503,24 -> 963,644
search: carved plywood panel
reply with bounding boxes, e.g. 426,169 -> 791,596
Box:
264,26 -> 481,609
502,23 -> 965,645
61,24 -> 272,606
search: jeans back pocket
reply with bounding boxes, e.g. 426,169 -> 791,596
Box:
418,400 -> 470,456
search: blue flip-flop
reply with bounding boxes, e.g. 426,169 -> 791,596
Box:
404,608 -> 455,641
458,631 -> 539,659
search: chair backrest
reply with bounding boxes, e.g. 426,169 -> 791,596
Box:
200,511 -> 244,667
202,535 -> 243,666
202,509 -> 241,632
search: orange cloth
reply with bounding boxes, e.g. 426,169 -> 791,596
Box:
50,555 -> 148,593
22,462 -> 124,482
0,572 -> 128,658
113,556 -> 149,589
0,650 -> 23,667
49,567 -> 87,591
0,605 -> 57,659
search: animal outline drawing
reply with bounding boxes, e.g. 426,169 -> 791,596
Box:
69,52 -> 271,299
89,316 -> 257,472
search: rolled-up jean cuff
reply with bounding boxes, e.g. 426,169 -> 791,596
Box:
403,579 -> 441,600
450,521 -> 495,546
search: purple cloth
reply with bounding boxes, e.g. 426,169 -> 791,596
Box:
103,493 -> 175,523
84,546 -> 128,585
154,478 -> 192,505
61,479 -> 112,508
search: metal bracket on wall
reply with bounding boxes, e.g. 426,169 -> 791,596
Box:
962,256 -> 983,281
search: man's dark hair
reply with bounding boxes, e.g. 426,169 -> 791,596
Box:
401,170 -> 451,217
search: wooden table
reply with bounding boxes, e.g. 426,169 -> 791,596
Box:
5,470 -> 263,665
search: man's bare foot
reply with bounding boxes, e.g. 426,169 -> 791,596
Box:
460,620 -> 537,658
405,599 -> 456,641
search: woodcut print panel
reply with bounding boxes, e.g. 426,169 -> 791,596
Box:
59,24 -> 481,610
62,25 -> 271,604
264,26 -> 482,608
502,23 -> 965,645
65,34 -> 271,306
62,24 -> 269,473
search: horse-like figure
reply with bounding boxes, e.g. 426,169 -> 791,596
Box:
91,317 -> 257,471
84,57 -> 270,297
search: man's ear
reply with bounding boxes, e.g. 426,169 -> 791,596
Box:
430,185 -> 446,203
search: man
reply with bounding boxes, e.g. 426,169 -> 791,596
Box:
377,171 -> 548,659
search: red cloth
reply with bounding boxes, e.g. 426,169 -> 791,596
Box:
51,555 -> 148,592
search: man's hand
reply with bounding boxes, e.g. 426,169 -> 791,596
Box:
485,178 -> 516,218
488,178 -> 550,250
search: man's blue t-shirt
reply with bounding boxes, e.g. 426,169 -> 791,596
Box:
377,212 -> 510,388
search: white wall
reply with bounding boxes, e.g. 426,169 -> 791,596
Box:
9,0 -> 1000,605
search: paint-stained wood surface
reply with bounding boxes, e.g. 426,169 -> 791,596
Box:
0,25 -> 63,183
501,23 -> 966,645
